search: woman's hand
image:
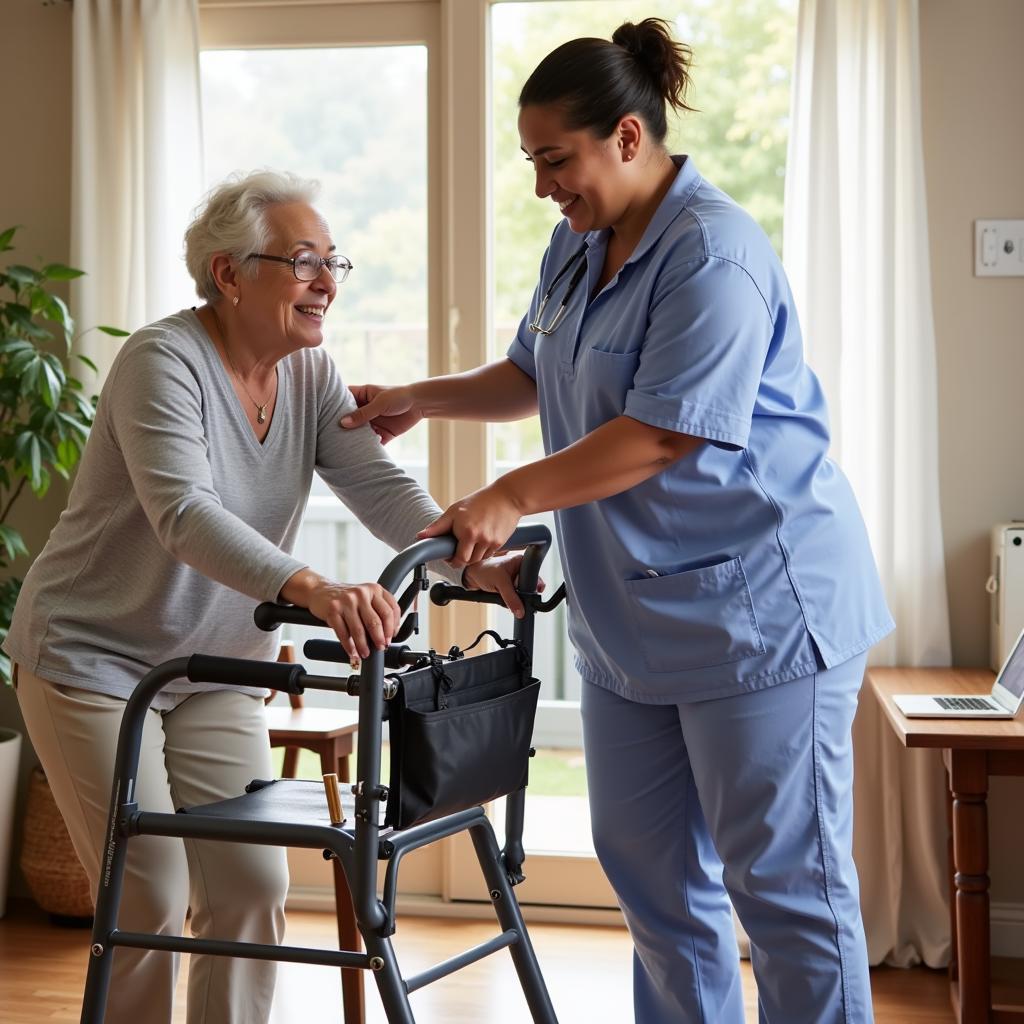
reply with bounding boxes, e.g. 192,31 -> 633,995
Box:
340,384 -> 423,444
463,553 -> 546,619
418,480 -> 524,569
280,569 -> 401,661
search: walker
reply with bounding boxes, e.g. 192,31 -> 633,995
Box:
80,525 -> 564,1023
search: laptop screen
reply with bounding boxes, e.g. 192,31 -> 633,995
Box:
996,631 -> 1024,701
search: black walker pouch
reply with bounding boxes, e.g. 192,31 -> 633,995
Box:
384,633 -> 540,830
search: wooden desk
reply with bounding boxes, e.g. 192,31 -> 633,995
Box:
868,668 -> 1024,1024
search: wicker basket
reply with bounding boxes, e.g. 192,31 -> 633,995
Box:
20,766 -> 94,919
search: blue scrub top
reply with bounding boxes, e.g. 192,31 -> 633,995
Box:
507,156 -> 894,704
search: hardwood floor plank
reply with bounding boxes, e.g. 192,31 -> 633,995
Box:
0,900 -> 954,1023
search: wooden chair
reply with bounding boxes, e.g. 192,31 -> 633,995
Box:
266,642 -> 363,1023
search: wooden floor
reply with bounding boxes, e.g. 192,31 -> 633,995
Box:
0,900 -> 954,1023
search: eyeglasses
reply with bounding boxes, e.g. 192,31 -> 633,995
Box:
246,250 -> 354,283
528,243 -> 588,336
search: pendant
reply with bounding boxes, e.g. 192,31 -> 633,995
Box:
257,405 -> 267,424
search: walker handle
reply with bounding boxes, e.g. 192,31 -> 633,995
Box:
254,525 -> 553,632
186,653 -> 306,694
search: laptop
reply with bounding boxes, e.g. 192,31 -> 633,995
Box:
893,624 -> 1024,719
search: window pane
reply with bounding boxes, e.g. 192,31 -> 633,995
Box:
200,46 -> 430,684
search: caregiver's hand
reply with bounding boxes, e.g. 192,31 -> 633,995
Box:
340,384 -> 422,444
418,481 -> 523,569
463,552 -> 546,620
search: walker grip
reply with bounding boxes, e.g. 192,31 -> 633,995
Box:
253,602 -> 327,632
185,654 -> 306,694
429,583 -> 508,608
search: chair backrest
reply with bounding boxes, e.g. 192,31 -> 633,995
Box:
266,641 -> 303,709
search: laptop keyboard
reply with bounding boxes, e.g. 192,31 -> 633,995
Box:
935,696 -> 998,711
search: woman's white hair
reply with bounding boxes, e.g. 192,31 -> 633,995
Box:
184,170 -> 321,303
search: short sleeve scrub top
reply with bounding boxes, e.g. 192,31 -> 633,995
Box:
506,156 -> 894,705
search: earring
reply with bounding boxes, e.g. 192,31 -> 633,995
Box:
232,296 -> 239,307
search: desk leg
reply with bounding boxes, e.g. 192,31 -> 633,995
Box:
946,783 -> 958,984
949,749 -> 991,1024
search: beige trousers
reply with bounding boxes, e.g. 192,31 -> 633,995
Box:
15,666 -> 288,1024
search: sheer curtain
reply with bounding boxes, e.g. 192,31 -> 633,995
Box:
784,0 -> 952,967
70,0 -> 203,380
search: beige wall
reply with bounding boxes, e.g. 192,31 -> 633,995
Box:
0,0 -> 74,558
920,0 -> 1024,908
1,0 -> 1022,921
0,0 -> 74,899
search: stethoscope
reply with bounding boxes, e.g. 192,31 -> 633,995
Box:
528,243 -> 589,336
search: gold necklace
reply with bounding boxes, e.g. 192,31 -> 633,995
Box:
209,305 -> 276,424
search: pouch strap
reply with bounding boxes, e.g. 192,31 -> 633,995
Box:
426,650 -> 455,711
458,629 -> 524,656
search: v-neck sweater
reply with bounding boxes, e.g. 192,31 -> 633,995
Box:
5,309 -> 448,706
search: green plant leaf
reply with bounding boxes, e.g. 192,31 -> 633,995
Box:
56,435 -> 80,468
75,353 -> 98,373
4,264 -> 41,286
69,391 -> 95,421
33,465 -> 51,499
0,338 -> 33,357
0,226 -> 17,251
13,430 -> 43,489
7,347 -> 38,375
43,293 -> 73,328
42,263 -> 85,281
18,357 -> 42,398
97,325 -> 131,337
5,303 -> 50,341
39,358 -> 62,409
0,524 -> 29,563
56,411 -> 91,439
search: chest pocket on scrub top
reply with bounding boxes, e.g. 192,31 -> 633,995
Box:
624,556 -> 766,673
576,346 -> 640,427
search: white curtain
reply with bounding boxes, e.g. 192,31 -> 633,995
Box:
71,0 -> 203,381
784,0 -> 952,967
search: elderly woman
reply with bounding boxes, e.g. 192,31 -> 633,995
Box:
3,171 -> 521,1024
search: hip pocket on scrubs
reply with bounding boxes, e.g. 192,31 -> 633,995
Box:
624,556 -> 766,673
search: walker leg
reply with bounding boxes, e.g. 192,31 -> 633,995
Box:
470,819 -> 559,1024
364,931 -> 416,1024
80,802 -> 133,1023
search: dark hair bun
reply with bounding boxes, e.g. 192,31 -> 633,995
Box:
612,17 -> 694,114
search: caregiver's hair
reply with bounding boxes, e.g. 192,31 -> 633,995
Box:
519,17 -> 695,145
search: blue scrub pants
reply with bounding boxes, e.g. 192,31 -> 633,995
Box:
581,654 -> 872,1024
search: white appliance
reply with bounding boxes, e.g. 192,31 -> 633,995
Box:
986,522 -> 1024,672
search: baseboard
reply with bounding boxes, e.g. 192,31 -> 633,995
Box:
993,901 -> 1024,958
287,886 -> 1024,958
286,886 -> 625,928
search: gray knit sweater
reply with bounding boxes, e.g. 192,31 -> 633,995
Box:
4,309 -> 448,706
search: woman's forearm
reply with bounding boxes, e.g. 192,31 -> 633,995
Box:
412,359 -> 537,422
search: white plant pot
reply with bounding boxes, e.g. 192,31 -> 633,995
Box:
0,726 -> 23,919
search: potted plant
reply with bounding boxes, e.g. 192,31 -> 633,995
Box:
0,225 -> 126,919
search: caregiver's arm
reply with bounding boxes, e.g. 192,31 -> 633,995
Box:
421,414 -> 702,567
340,359 -> 537,442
